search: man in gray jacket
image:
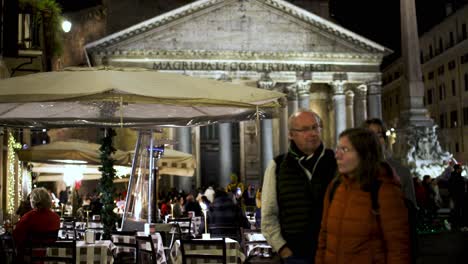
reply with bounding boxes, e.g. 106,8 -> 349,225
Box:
261,110 -> 337,264
364,118 -> 418,209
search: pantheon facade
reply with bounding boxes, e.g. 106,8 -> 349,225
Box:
84,0 -> 390,189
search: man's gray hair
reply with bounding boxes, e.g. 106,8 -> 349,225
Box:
287,109 -> 322,130
30,187 -> 52,210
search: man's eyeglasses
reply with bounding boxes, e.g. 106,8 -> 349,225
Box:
290,125 -> 321,133
335,146 -> 354,154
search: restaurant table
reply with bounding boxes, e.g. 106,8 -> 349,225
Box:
112,232 -> 167,264
244,232 -> 272,257
189,217 -> 202,236
170,237 -> 245,264
48,240 -> 115,264
168,217 -> 202,237
59,222 -> 104,240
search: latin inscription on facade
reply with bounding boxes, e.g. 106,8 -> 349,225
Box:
152,61 -> 332,72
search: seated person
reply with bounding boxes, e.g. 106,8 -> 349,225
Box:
76,196 -> 92,221
184,194 -> 202,217
16,194 -> 32,218
13,187 -> 61,260
173,196 -> 184,218
203,188 -> 250,242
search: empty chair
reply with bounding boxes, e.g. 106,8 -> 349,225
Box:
242,231 -> 273,263
25,230 -> 76,264
111,230 -> 137,264
0,232 -> 16,264
168,217 -> 192,239
59,218 -> 77,240
180,238 -> 227,264
135,235 -> 157,264
155,223 -> 177,255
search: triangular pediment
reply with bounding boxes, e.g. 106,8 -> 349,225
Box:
86,0 -> 390,56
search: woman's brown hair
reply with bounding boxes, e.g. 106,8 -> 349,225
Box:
339,128 -> 384,190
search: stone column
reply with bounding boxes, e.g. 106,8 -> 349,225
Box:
399,0 -> 431,127
354,85 -> 368,125
175,127 -> 192,192
193,126 -> 201,189
331,81 -> 347,144
286,84 -> 299,116
367,81 -> 383,119
345,90 -> 355,128
297,81 -> 311,110
218,123 -> 233,188
257,73 -> 276,174
278,105 -> 289,154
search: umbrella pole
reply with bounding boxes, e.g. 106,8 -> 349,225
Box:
148,131 -> 155,223
152,146 -> 163,223
149,143 -> 163,223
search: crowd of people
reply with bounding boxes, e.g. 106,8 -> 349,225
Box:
261,110 -> 466,264
5,109 -> 468,264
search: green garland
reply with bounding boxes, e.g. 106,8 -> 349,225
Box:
98,128 -> 118,239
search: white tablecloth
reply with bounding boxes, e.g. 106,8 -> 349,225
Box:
48,240 -> 115,264
170,237 -> 245,264
244,232 -> 272,257
169,217 -> 202,237
112,232 -> 167,264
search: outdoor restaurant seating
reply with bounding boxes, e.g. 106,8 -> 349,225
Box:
180,237 -> 227,264
209,225 -> 243,243
59,218 -> 77,240
111,230 -> 138,264
154,223 -> 177,256
167,217 -> 193,239
0,231 -> 16,264
136,234 -> 158,264
25,229 -> 77,264
242,230 -> 274,264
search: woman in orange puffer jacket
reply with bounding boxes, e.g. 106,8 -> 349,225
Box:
315,128 -> 410,264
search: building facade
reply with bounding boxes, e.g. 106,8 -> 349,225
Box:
85,0 -> 389,188
382,4 -> 468,163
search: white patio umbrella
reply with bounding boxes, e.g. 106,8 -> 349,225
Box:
0,67 -> 285,128
0,66 -> 285,227
17,140 -> 196,177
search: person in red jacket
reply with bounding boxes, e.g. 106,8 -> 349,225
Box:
13,187 -> 61,261
316,128 -> 410,264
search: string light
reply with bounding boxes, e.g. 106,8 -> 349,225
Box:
7,131 -> 22,215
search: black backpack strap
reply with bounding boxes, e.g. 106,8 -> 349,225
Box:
328,178 -> 341,203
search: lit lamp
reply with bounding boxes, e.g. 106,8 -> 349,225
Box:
169,203 -> 173,218
61,19 -> 72,33
200,202 -> 210,239
386,128 -> 397,152
62,165 -> 84,217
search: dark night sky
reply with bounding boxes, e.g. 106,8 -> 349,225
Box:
58,0 -> 457,62
331,0 -> 449,61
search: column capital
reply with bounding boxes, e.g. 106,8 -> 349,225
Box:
345,90 -> 355,105
296,81 -> 311,96
367,81 -> 382,95
355,84 -> 368,97
257,72 -> 276,90
330,80 -> 346,94
286,84 -> 298,100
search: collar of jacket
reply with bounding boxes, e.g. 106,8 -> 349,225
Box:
288,141 -> 324,160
